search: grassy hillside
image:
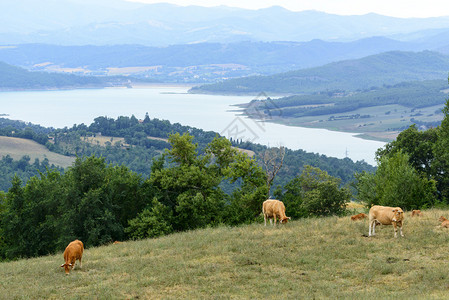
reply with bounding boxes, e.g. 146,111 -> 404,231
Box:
1,209 -> 449,299
190,51 -> 449,95
0,136 -> 74,168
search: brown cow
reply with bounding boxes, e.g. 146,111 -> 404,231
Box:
411,210 -> 423,217
262,199 -> 290,226
351,213 -> 368,221
439,216 -> 449,228
368,205 -> 404,238
60,240 -> 84,275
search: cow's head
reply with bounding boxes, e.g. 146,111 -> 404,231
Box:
391,208 -> 404,222
60,263 -> 73,275
439,216 -> 447,222
280,217 -> 291,224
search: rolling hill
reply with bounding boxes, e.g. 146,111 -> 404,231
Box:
0,61 -> 131,90
0,136 -> 74,168
190,51 -> 449,94
1,209 -> 449,298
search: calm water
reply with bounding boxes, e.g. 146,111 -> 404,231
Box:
1,86 -> 385,165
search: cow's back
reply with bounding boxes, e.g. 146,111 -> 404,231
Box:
64,240 -> 84,261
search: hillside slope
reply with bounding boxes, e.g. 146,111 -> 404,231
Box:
190,51 -> 449,94
0,136 -> 74,168
1,209 -> 449,298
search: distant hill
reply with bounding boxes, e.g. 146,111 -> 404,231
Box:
0,38 -> 443,83
0,61 -> 132,90
190,51 -> 449,94
2,1 -> 449,45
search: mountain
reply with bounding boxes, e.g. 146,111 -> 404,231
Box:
189,51 -> 449,94
2,1 -> 449,45
0,37 -> 444,83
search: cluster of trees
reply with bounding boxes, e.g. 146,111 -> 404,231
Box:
354,97 -> 449,210
0,155 -> 63,191
0,134 -> 351,260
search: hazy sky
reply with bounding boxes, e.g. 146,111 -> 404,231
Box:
126,0 -> 449,18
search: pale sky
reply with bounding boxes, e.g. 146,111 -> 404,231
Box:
126,0 -> 449,18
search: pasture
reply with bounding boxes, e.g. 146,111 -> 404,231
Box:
0,136 -> 74,168
1,209 -> 449,299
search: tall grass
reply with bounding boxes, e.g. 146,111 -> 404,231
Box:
1,209 -> 449,299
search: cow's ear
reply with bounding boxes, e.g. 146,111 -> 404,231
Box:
60,264 -> 65,267
392,209 -> 396,212
287,217 -> 291,220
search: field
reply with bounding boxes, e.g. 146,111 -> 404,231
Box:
0,136 -> 75,168
272,103 -> 444,142
1,209 -> 449,299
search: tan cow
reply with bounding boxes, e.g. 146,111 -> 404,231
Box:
439,216 -> 449,228
60,240 -> 84,275
351,213 -> 368,221
262,199 -> 290,226
368,205 -> 404,238
411,210 -> 423,217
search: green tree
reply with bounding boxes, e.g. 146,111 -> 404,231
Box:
125,198 -> 173,239
299,165 -> 350,217
432,98 -> 449,201
356,151 -> 436,209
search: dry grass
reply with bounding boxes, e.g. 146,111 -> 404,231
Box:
0,136 -> 75,168
1,209 -> 449,299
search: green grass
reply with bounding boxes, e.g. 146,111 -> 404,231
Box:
1,209 -> 449,299
0,136 -> 75,168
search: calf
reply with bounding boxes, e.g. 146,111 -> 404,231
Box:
411,210 -> 423,217
368,205 -> 404,238
351,213 -> 368,221
439,216 -> 449,228
262,199 -> 290,226
60,240 -> 84,275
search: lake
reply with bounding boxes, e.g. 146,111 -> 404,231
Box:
1,85 -> 385,165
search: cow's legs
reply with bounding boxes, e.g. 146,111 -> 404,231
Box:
264,214 -> 267,226
393,222 -> 398,238
369,220 -> 376,236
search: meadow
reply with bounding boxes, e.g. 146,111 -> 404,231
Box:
1,208 -> 449,299
0,136 -> 74,168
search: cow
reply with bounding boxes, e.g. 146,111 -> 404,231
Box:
262,199 -> 290,226
411,210 -> 423,217
368,205 -> 404,238
351,213 -> 368,221
439,216 -> 449,228
60,240 -> 84,275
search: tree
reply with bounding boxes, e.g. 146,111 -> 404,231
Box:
261,146 -> 285,196
299,165 -> 350,217
356,151 -> 436,210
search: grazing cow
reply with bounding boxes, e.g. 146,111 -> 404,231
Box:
368,205 -> 404,238
262,199 -> 290,226
439,216 -> 449,228
351,213 -> 368,221
60,240 -> 84,275
411,210 -> 423,217
113,241 -> 122,244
